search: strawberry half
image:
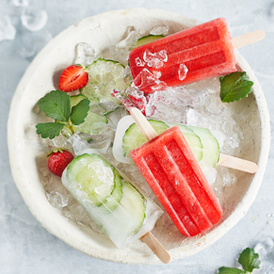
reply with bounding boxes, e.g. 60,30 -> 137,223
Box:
48,149 -> 74,177
58,65 -> 89,92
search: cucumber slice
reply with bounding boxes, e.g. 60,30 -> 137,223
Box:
168,123 -> 203,162
132,35 -> 164,49
122,119 -> 169,157
118,181 -> 146,235
70,94 -> 88,107
66,153 -> 115,206
81,58 -> 129,103
103,181 -> 146,236
98,170 -> 123,213
122,119 -> 203,162
69,94 -> 108,135
188,126 -> 220,167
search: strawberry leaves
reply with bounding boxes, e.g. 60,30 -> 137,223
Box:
36,122 -> 65,139
38,90 -> 71,122
219,72 -> 254,103
36,90 -> 90,139
70,97 -> 90,125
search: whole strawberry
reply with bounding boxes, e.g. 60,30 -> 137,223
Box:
48,149 -> 74,177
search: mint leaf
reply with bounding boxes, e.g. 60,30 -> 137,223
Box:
238,248 -> 260,272
70,98 -> 90,125
218,267 -> 247,274
38,90 -> 71,122
36,122 -> 65,139
219,72 -> 254,103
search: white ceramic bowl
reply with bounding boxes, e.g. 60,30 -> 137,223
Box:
8,8 -> 270,264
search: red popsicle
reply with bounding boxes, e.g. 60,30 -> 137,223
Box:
129,18 -> 236,94
129,108 -> 222,237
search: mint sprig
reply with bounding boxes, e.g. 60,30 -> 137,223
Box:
238,248 -> 261,272
219,72 -> 254,103
218,248 -> 260,274
36,90 -> 90,139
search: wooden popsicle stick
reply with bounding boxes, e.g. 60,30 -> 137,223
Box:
232,30 -> 265,49
130,107 -> 158,141
141,232 -> 171,264
129,107 -> 258,174
218,154 -> 258,174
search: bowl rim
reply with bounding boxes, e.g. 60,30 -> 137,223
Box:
7,8 -> 271,264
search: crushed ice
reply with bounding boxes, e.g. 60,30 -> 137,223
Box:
178,63 -> 188,81
74,42 -> 96,66
0,16 -> 16,41
12,0 -> 29,7
37,24 -> 244,240
143,49 -> 168,69
150,25 -> 169,36
254,238 -> 274,273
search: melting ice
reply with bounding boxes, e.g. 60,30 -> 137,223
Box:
0,16 -> 16,41
21,7 -> 48,32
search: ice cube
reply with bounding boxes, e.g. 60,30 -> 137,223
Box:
135,57 -> 145,67
74,42 -> 96,66
68,133 -> 91,156
143,49 -> 168,69
116,26 -> 139,49
178,63 -> 188,81
18,31 -> 36,58
105,26 -> 138,65
133,68 -> 161,90
21,7 -> 48,32
150,25 -> 169,36
12,0 -> 29,6
0,16 -> 16,41
198,160 -> 217,186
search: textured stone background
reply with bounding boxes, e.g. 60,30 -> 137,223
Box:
1,0 -> 274,273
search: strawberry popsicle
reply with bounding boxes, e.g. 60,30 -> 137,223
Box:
129,108 -> 222,237
129,18 -> 237,94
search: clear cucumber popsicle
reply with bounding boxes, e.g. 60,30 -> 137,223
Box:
129,109 -> 223,237
129,18 -> 237,94
62,152 -> 163,248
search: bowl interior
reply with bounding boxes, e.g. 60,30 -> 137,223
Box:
8,8 -> 270,264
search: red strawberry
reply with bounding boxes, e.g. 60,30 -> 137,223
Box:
58,65 -> 89,92
48,149 -> 74,177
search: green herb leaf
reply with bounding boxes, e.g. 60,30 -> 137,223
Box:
218,267 -> 247,274
70,98 -> 90,125
238,248 -> 261,272
36,122 -> 65,139
219,71 -> 254,103
38,90 -> 71,122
